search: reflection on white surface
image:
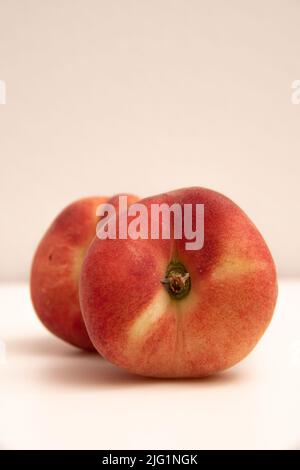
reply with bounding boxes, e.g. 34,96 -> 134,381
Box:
0,281 -> 299,450
0,339 -> 6,364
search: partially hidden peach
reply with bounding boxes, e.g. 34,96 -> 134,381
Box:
80,187 -> 277,375
31,194 -> 138,350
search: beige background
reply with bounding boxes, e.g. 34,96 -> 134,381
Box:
0,0 -> 299,280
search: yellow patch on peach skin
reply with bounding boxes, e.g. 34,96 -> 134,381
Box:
211,256 -> 267,281
127,289 -> 170,343
72,243 -> 92,282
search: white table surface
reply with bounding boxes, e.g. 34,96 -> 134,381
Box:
0,280 -> 299,450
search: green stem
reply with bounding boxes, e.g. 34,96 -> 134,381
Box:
161,261 -> 191,300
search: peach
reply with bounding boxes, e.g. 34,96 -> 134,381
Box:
80,187 -> 277,376
31,194 -> 138,350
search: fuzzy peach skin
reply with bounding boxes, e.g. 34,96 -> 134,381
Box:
31,194 -> 138,350
80,187 -> 277,376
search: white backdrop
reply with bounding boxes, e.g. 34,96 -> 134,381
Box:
0,0 -> 299,280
